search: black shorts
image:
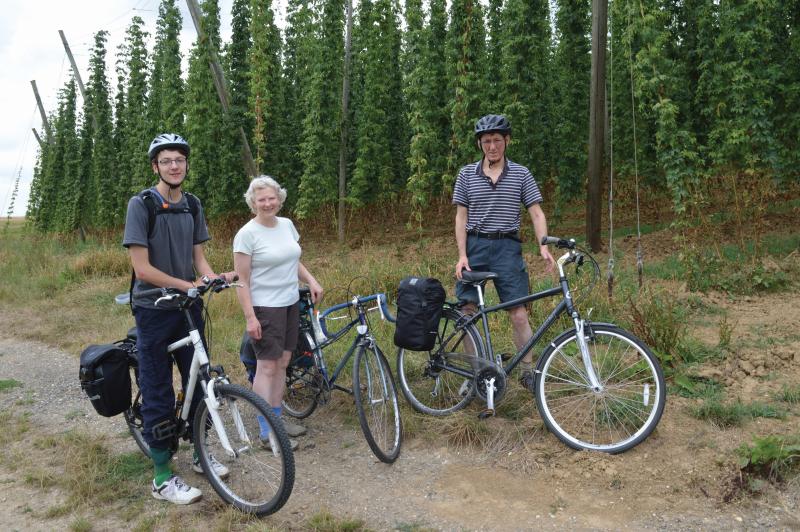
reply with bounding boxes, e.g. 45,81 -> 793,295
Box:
249,303 -> 300,360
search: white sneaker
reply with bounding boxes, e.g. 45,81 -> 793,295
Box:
192,454 -> 230,479
151,475 -> 202,505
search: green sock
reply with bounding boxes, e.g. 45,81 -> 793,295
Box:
151,447 -> 173,486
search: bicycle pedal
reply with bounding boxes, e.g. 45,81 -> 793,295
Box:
478,408 -> 495,419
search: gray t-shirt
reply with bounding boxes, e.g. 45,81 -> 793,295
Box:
122,189 -> 210,309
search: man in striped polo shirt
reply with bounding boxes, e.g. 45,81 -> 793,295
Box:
453,114 -> 555,390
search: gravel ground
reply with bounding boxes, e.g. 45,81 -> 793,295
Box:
1,335 -> 800,531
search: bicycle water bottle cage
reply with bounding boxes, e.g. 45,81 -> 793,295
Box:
460,270 -> 498,286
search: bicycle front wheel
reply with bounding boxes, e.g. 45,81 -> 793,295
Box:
397,307 -> 486,416
353,343 -> 402,463
535,324 -> 665,454
193,383 -> 295,516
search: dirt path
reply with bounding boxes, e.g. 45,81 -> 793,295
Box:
1,291 -> 800,530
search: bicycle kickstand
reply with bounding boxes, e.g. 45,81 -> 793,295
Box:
478,377 -> 496,419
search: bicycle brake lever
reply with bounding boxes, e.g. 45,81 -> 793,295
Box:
154,293 -> 178,306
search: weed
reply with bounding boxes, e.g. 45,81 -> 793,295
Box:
625,288 -> 687,370
670,374 -> 723,399
717,313 -> 734,350
0,379 -> 22,392
737,435 -> 800,483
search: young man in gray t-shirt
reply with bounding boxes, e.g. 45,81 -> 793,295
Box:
122,133 -> 230,505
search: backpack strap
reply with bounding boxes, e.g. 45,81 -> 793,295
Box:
128,190 -> 200,314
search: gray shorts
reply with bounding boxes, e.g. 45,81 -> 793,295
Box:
456,235 -> 530,306
250,303 -> 299,360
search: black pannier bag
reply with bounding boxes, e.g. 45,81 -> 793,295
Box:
79,344 -> 131,417
393,276 -> 446,351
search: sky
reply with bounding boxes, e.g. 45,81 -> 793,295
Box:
0,0 -> 294,218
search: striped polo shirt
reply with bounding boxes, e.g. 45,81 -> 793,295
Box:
452,158 -> 543,232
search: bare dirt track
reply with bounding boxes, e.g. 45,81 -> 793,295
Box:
1,288 -> 800,531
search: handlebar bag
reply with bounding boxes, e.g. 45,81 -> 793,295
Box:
394,276 -> 446,351
79,344 -> 131,417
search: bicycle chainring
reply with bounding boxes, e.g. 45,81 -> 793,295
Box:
474,366 -> 507,403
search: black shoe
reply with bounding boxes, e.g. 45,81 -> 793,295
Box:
519,370 -> 534,392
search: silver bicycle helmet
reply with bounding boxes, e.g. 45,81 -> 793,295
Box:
148,133 -> 190,161
474,114 -> 511,138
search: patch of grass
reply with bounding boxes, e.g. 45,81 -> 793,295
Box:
0,410 -> 30,447
0,379 -> 22,392
44,504 -> 72,518
69,517 -> 93,532
691,398 -> 786,427
395,522 -> 436,532
440,410 -> 492,449
65,409 -> 85,420
306,509 -> 367,531
778,385 -> 800,405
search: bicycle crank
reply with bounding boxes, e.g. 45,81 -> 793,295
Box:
474,366 -> 507,418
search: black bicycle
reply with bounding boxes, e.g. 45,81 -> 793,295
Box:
117,277 -> 294,516
396,237 -> 666,454
279,288 -> 402,463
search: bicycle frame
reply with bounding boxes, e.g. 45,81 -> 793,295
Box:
158,298 -> 250,457
451,247 -> 604,392
302,294 -> 385,393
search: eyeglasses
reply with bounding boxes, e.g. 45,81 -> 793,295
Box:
157,157 -> 187,167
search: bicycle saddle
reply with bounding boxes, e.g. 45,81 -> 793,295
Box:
459,270 -> 498,285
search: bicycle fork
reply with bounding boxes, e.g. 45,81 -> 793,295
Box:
575,318 -> 603,392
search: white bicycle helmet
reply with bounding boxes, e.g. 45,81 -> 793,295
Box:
148,133 -> 190,161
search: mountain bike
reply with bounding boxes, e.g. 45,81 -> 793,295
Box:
396,237 -> 666,454
279,289 -> 402,463
116,277 -> 294,516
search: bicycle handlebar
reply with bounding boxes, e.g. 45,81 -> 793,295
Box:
317,293 -> 396,336
131,275 -> 238,304
541,236 -> 576,249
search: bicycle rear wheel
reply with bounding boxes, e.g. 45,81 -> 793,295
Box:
283,332 -> 319,419
123,347 -> 150,458
353,342 -> 402,463
397,307 -> 486,416
193,383 -> 295,516
535,324 -> 665,454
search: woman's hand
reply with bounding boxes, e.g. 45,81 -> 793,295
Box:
246,315 -> 262,340
308,279 -> 324,305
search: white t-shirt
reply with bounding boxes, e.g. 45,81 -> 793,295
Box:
233,217 -> 301,307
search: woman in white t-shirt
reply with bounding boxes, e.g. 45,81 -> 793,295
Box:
233,176 -> 323,448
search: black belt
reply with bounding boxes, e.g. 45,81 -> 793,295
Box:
467,229 -> 521,242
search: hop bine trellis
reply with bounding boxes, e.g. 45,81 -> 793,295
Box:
607,0 -> 645,300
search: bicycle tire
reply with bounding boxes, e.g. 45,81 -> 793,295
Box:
397,307 -> 486,416
193,383 -> 295,516
282,332 -> 319,419
124,356 -> 151,458
535,324 -> 666,454
353,343 -> 402,463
